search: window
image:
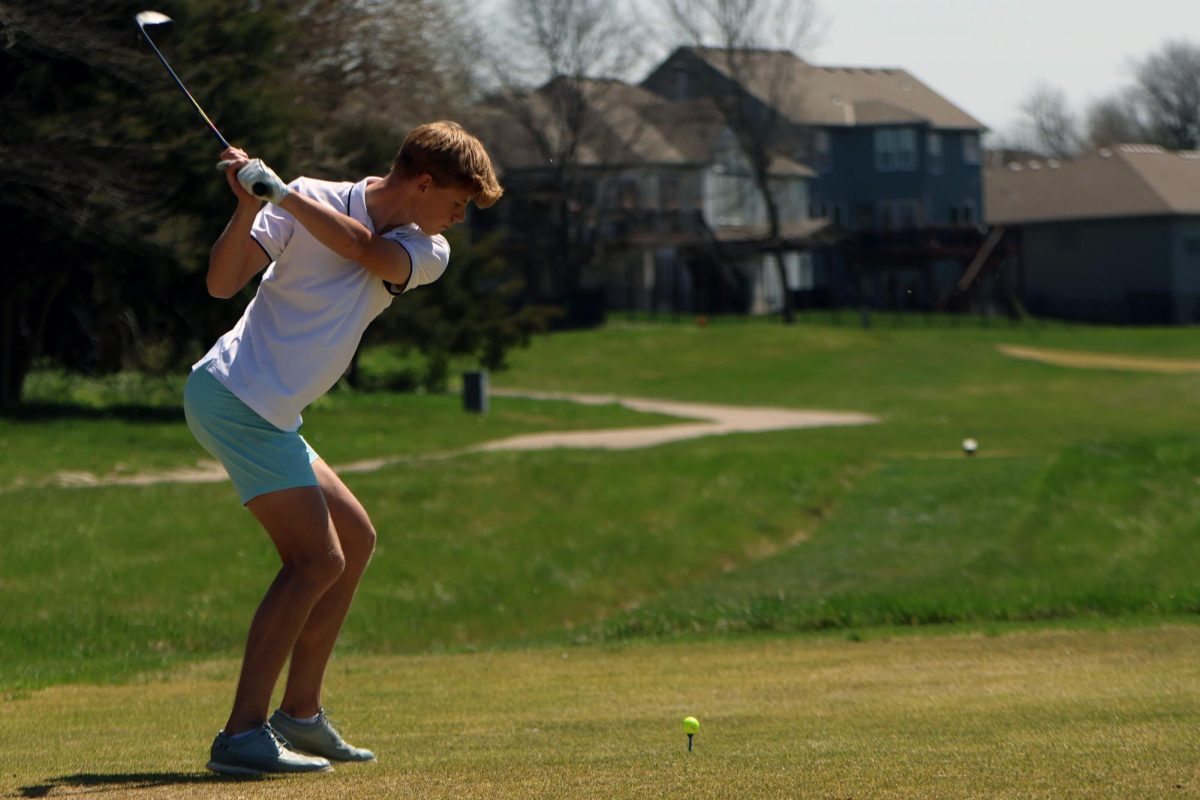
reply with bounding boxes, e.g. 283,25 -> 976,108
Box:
927,132 -> 943,174
711,129 -> 755,225
962,133 -> 980,165
949,202 -> 977,226
812,129 -> 832,172
574,178 -> 596,206
874,128 -> 917,171
617,178 -> 640,210
672,64 -> 690,99
879,199 -> 923,231
658,174 -> 680,210
604,176 -> 641,210
784,251 -> 815,290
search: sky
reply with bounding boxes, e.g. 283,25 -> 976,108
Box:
480,0 -> 1195,141
803,0 -> 1195,138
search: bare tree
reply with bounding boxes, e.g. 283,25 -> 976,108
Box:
1134,40 -> 1200,150
476,0 -> 648,305
656,0 -> 822,324
1082,40 -> 1200,151
1086,89 -> 1151,147
1018,83 -> 1083,158
288,0 -> 479,173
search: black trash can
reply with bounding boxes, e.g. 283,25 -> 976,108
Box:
463,370 -> 488,413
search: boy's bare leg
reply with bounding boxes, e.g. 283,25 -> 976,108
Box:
279,460 -> 377,719
223,486 -> 346,736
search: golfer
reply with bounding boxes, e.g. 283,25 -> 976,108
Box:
183,121 -> 503,775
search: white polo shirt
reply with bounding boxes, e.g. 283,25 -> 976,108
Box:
194,176 -> 450,431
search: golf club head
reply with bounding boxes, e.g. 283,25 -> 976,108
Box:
135,10 -> 173,29
133,8 -> 231,149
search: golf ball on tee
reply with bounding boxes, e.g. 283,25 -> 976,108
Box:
682,716 -> 700,734
962,438 -> 978,455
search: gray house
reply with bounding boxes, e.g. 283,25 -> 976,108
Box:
985,145 -> 1200,323
471,77 -> 839,318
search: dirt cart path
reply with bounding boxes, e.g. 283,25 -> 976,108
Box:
998,343 -> 1200,373
24,391 -> 879,491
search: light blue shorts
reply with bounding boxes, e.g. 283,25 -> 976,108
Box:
183,367 -> 320,504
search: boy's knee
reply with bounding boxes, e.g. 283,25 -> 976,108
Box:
294,547 -> 346,587
338,514 -> 376,563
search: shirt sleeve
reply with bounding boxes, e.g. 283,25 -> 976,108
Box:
382,228 -> 450,294
249,180 -> 302,261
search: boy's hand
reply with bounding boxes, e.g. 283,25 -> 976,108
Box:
236,159 -> 289,205
216,147 -> 258,206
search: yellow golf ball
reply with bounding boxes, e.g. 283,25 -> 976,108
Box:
682,716 -> 700,734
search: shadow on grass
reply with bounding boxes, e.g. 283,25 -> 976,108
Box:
0,404 -> 184,424
17,770 -> 267,796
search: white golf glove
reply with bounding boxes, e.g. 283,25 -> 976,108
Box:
235,158 -> 289,205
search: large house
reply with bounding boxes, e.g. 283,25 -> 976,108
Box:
985,145 -> 1200,324
642,47 -> 989,313
470,47 -> 988,318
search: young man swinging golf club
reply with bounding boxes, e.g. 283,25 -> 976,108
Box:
184,122 -> 503,775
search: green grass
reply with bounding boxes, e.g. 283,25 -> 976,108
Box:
601,441 -> 1200,639
2,627 -> 1198,799
5,315 -> 1200,796
5,316 -> 1200,691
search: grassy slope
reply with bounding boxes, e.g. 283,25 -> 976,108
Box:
5,318 -> 1200,689
494,318 -> 1200,637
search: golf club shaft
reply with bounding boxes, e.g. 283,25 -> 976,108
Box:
136,24 -> 230,149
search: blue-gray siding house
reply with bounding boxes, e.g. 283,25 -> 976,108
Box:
642,47 -> 989,311
986,145 -> 1200,324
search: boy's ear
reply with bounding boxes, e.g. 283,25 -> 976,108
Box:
415,173 -> 434,192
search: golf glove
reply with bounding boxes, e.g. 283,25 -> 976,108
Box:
235,159 -> 289,205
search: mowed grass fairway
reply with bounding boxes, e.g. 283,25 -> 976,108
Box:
2,628 -> 1198,799
4,315 -> 1200,796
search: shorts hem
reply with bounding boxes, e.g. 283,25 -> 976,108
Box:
239,477 -> 322,506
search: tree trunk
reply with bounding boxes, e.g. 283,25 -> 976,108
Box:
0,294 -> 26,410
756,160 -> 795,325
1,274 -> 68,409
771,249 -> 795,324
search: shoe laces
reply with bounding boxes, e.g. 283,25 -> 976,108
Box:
323,711 -> 345,738
263,723 -> 290,753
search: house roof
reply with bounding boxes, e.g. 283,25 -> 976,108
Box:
678,47 -> 985,130
468,79 -> 677,169
985,145 -> 1200,224
472,77 -> 812,175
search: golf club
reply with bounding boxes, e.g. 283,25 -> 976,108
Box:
135,10 -> 268,196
